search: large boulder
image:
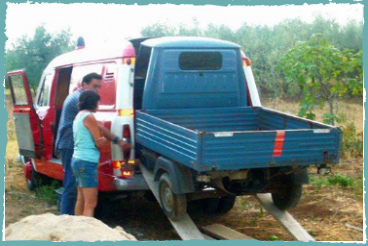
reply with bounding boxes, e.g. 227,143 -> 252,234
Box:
5,213 -> 137,241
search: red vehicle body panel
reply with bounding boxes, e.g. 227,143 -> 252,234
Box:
10,42 -> 138,192
7,70 -> 42,158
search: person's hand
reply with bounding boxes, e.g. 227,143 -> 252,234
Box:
96,136 -> 107,148
117,140 -> 131,151
119,140 -> 131,160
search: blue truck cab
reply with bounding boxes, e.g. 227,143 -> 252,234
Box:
133,37 -> 341,220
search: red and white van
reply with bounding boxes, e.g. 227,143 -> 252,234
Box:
7,38 -> 154,197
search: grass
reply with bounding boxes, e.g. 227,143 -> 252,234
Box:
353,171 -> 364,202
310,173 -> 356,194
250,208 -> 265,226
327,174 -> 354,187
7,121 -> 16,141
240,198 -> 265,226
34,180 -> 61,206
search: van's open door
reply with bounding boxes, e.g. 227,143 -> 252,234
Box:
7,70 -> 42,158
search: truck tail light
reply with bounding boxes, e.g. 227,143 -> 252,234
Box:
112,161 -> 122,169
112,160 -> 135,179
122,57 -> 136,65
118,109 -> 134,117
121,168 -> 134,179
112,161 -> 122,177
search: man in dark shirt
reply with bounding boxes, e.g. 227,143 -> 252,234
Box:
56,73 -> 129,215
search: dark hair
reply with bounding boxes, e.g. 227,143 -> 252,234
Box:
82,73 -> 102,85
79,90 -> 100,111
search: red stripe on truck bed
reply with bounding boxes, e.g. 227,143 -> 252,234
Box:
273,131 -> 285,157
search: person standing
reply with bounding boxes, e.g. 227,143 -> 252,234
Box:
55,73 -> 129,215
72,90 -> 104,217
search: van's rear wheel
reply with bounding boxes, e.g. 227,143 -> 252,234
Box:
158,173 -> 187,221
25,162 -> 50,191
272,174 -> 302,210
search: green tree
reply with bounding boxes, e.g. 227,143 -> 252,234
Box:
141,22 -> 176,37
5,25 -> 74,93
278,35 -> 363,125
140,17 -> 363,100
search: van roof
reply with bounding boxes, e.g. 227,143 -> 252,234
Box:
44,37 -> 240,71
45,41 -> 135,70
142,37 -> 240,49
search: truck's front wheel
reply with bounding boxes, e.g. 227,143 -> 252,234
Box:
159,173 -> 187,221
272,174 -> 302,210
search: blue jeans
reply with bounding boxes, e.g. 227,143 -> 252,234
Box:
60,148 -> 77,215
72,158 -> 99,188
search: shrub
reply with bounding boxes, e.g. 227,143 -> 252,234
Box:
341,123 -> 363,158
310,173 -> 354,190
327,174 -> 354,187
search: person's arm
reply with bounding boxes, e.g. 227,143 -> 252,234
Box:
97,123 -> 131,150
84,114 -> 107,149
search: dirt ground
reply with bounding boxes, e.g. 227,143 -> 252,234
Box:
4,97 -> 364,241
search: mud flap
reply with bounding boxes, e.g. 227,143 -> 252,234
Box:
293,168 -> 309,184
153,157 -> 195,195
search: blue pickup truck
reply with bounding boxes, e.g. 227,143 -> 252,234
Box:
133,37 -> 341,220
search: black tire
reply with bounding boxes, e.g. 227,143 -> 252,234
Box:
202,198 -> 220,214
272,175 -> 302,210
158,173 -> 187,221
26,164 -> 51,191
217,196 -> 236,214
187,200 -> 204,213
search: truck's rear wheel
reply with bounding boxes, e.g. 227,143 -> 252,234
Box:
202,198 -> 220,213
217,196 -> 236,213
159,173 -> 187,221
202,196 -> 236,214
272,175 -> 302,210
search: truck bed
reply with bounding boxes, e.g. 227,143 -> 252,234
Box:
136,107 -> 341,172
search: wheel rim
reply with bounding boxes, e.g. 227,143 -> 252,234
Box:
160,182 -> 174,213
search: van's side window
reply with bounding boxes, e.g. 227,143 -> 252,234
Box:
70,64 -> 104,94
8,74 -> 27,105
71,63 -> 116,108
100,63 -> 116,106
37,74 -> 53,107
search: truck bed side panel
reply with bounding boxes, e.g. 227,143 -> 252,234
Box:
135,111 -> 198,168
150,107 -> 259,132
259,108 -> 330,130
201,129 -> 340,171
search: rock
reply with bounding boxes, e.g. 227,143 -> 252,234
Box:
5,213 -> 137,241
